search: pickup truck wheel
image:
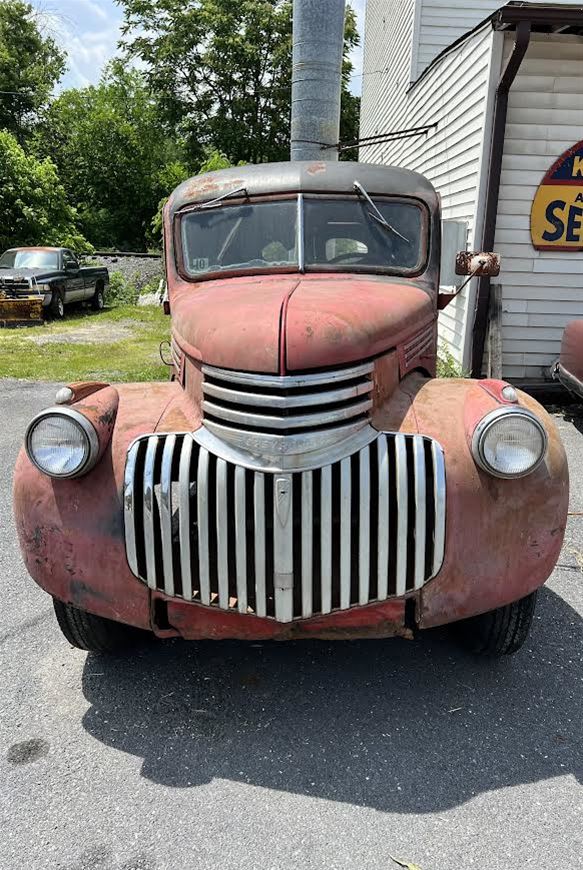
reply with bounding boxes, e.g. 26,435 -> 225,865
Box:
50,291 -> 65,319
454,591 -> 537,656
91,284 -> 105,311
53,598 -> 147,653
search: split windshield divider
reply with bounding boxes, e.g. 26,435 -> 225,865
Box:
297,193 -> 305,271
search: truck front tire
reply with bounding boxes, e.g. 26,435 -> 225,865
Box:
53,599 -> 148,653
454,591 -> 537,656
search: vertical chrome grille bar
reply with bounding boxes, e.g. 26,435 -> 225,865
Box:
339,458 -> 351,609
376,435 -> 390,600
197,448 -> 211,605
395,434 -> 408,596
143,436 -> 159,589
254,473 -> 267,617
320,465 -> 332,614
178,436 -> 193,601
431,441 -> 447,577
123,442 -> 140,577
216,458 -> 229,609
234,466 -> 247,614
301,471 -> 313,618
160,434 -> 176,596
413,437 -> 427,590
273,475 -> 294,622
358,446 -> 371,605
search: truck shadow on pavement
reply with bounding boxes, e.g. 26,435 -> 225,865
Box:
80,586 -> 582,812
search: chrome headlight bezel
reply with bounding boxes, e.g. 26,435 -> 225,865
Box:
471,406 -> 548,479
25,407 -> 100,479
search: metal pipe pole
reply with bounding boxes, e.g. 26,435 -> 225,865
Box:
291,0 -> 346,162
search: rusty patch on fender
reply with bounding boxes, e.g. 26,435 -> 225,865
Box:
98,407 -> 116,427
70,579 -> 112,607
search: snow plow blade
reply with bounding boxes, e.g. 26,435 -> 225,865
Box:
0,293 -> 44,327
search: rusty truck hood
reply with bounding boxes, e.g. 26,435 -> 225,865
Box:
171,273 -> 434,373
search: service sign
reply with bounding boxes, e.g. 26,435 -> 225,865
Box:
531,140 -> 583,251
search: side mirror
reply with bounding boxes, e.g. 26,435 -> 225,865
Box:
438,251 -> 501,311
455,251 -> 500,277
65,261 -> 78,272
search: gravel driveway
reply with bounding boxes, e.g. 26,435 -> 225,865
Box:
1,379 -> 581,870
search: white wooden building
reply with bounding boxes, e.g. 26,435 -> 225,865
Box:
359,1 -> 583,384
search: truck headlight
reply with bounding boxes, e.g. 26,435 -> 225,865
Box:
471,407 -> 547,479
25,408 -> 99,479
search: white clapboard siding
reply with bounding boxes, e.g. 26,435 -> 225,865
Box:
360,0 -> 417,143
360,24 -> 494,365
494,34 -> 583,381
414,0 -> 581,78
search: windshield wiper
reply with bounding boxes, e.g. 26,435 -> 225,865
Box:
353,180 -> 410,243
196,186 -> 249,211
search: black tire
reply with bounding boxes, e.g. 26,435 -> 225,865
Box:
454,591 -> 538,656
53,598 -> 147,653
91,283 -> 105,311
50,290 -> 65,319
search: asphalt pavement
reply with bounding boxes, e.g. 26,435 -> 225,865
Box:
0,378 -> 581,870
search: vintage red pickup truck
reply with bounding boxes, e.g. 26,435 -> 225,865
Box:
13,162 -> 569,658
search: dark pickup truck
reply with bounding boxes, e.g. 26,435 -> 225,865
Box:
0,247 -> 109,319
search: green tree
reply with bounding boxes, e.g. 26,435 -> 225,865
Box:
0,1 -> 66,141
36,63 -> 190,250
339,5 -> 360,161
0,130 -> 86,251
118,0 -> 360,165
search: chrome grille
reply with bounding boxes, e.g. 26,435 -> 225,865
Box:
202,361 -> 374,435
124,431 -> 446,622
0,278 -> 32,294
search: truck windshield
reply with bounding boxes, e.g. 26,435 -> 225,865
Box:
0,250 -> 59,269
180,196 -> 426,278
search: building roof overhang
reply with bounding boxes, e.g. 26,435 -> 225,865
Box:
412,1 -> 583,92
496,2 -> 583,34
491,2 -> 583,34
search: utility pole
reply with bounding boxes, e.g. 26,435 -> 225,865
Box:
290,0 -> 346,162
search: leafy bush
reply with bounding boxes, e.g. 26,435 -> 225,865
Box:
107,271 -> 140,306
437,342 -> 469,378
140,278 -> 163,298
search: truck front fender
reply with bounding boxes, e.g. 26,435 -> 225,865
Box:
373,374 -> 569,627
13,381 -> 201,629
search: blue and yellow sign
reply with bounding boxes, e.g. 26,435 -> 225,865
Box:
531,141 -> 583,251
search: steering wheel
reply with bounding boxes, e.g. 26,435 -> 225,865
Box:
327,252 -> 368,264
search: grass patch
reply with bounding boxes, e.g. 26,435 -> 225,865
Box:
0,305 -> 170,382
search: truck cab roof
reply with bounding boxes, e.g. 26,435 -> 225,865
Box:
168,160 -> 440,215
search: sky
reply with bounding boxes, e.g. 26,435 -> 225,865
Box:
35,0 -> 366,95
